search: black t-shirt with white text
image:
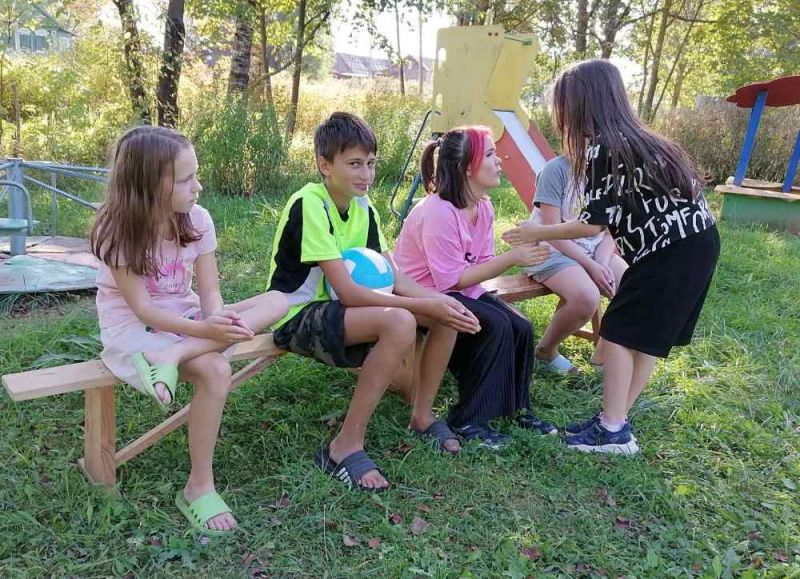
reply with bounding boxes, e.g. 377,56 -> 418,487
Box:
578,142 -> 715,265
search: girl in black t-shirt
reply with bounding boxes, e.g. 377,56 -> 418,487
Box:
503,59 -> 720,454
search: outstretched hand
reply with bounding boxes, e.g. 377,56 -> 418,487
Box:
502,221 -> 543,246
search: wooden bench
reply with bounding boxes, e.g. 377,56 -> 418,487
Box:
1,274 -> 599,488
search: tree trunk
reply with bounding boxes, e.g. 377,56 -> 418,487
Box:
395,0 -> 405,95
637,5 -> 658,115
671,59 -> 687,109
576,0 -> 589,56
600,0 -> 627,58
258,7 -> 275,110
112,0 -> 151,123
285,0 -> 307,139
228,13 -> 253,98
157,0 -> 185,127
642,0 -> 673,121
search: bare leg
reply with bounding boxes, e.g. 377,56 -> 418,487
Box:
601,341 -> 635,423
591,256 -> 628,366
535,266 -> 600,362
146,291 -> 288,402
408,315 -> 460,453
179,352 -> 237,532
328,306 -> 418,490
625,350 -> 657,414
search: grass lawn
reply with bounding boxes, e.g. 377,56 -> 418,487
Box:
1,184 -> 799,578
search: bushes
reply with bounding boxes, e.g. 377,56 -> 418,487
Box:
656,104 -> 800,186
187,98 -> 289,197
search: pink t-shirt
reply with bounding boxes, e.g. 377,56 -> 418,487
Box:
394,194 -> 495,299
95,204 -> 218,329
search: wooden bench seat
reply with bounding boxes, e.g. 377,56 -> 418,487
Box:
2,274 -> 599,488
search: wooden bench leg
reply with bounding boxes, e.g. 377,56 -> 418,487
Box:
80,385 -> 117,487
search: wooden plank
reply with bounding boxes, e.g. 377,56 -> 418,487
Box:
726,176 -> 800,193
82,385 -> 116,487
2,334 -> 284,401
715,184 -> 800,201
3,360 -> 117,401
483,273 -> 552,302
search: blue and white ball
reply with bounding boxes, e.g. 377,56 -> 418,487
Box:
325,247 -> 395,300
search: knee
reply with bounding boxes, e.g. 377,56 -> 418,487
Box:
567,286 -> 601,319
379,308 -> 417,347
193,354 -> 232,397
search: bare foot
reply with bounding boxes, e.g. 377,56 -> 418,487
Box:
328,439 -> 389,490
142,351 -> 177,405
410,413 -> 461,454
183,483 -> 238,532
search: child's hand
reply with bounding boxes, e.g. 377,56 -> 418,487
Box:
586,261 -> 615,298
215,308 -> 252,331
202,313 -> 255,343
422,296 -> 481,334
502,221 -> 542,246
509,243 -> 550,266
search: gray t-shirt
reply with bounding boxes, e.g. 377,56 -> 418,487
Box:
530,155 -> 605,255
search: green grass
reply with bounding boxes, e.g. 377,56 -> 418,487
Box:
1,185 -> 799,578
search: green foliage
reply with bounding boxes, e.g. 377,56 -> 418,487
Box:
2,26 -> 140,163
656,104 -> 800,185
683,0 -> 800,98
186,97 -> 288,197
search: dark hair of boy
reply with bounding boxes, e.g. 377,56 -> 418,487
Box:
314,112 -> 378,163
550,59 -> 703,207
420,126 -> 491,210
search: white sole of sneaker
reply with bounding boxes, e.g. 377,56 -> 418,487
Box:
568,440 -> 640,455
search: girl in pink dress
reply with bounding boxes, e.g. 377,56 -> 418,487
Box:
91,126 -> 288,535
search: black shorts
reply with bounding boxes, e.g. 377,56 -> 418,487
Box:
273,300 -> 373,368
601,225 -> 720,358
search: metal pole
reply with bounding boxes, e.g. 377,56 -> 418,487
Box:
8,158 -> 26,255
733,90 -> 767,186
782,130 -> 800,193
51,172 -> 58,236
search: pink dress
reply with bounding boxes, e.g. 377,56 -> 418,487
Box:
393,194 -> 496,299
96,204 -> 217,392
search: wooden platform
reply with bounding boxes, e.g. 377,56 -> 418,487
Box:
715,179 -> 800,232
0,236 -> 99,294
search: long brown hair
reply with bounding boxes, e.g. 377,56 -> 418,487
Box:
420,125 -> 491,209
91,125 -> 200,277
551,59 -> 702,204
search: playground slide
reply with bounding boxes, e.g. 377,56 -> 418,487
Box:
493,110 -> 555,209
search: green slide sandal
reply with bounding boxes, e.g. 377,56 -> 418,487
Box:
175,491 -> 236,537
132,352 -> 178,413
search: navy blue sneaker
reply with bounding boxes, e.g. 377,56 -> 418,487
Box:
566,413 -> 637,441
453,423 -> 511,450
565,413 -> 601,436
517,412 -> 558,435
565,421 -> 639,455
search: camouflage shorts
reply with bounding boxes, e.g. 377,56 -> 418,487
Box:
273,300 -> 373,368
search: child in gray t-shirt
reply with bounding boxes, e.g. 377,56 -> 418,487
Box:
524,156 -> 628,374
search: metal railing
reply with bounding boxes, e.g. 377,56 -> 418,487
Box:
1,158 -> 108,255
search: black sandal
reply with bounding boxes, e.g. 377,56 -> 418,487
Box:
314,446 -> 390,492
411,420 -> 460,455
